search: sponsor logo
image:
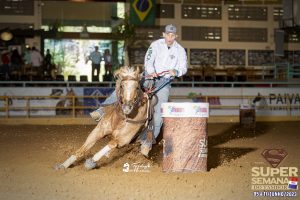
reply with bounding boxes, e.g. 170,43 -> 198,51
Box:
193,105 -> 208,115
251,148 -> 298,197
167,106 -> 184,113
198,138 -> 207,158
122,162 -> 151,173
261,149 -> 287,168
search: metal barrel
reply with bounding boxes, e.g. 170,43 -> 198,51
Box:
161,103 -> 209,172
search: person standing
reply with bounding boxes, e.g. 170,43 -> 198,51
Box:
1,51 -> 10,80
30,47 -> 43,76
44,49 -> 52,76
89,46 -> 102,82
103,49 -> 112,75
10,49 -> 23,71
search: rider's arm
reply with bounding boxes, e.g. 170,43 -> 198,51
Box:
144,42 -> 157,75
174,47 -> 187,77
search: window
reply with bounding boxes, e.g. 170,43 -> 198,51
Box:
157,4 -> 174,18
273,7 -> 283,21
190,49 -> 217,66
182,5 -> 221,19
182,26 -> 221,41
248,50 -> 274,66
0,23 -> 33,30
0,0 -> 34,15
220,49 -> 245,66
275,51 -> 300,64
162,0 -> 181,3
286,32 -> 300,43
229,28 -> 267,42
228,5 -> 267,21
135,26 -> 164,40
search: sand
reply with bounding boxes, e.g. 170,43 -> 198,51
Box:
0,122 -> 299,200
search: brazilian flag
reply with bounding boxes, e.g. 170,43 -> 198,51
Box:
130,0 -> 156,26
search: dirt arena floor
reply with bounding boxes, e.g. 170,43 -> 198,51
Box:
0,121 -> 299,200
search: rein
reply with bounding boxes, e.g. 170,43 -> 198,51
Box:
117,71 -> 173,125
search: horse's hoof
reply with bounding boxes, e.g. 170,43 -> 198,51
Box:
84,158 -> 97,170
140,145 -> 151,158
53,163 -> 65,170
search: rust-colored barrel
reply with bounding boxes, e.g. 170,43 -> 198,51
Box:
161,103 -> 209,172
239,104 -> 256,130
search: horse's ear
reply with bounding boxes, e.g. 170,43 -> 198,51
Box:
135,66 -> 141,80
135,66 -> 140,74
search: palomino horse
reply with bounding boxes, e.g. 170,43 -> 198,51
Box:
56,66 -> 151,170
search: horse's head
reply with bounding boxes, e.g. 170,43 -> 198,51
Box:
114,66 -> 141,115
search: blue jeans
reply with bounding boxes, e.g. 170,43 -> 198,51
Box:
102,90 -> 117,105
152,81 -> 170,139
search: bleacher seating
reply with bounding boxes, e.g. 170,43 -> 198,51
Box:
80,75 -> 88,82
68,75 -> 76,82
55,75 -> 65,81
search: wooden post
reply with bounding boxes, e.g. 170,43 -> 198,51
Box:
26,97 -> 30,118
5,96 -> 9,118
72,96 -> 75,118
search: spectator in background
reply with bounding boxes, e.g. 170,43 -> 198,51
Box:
23,47 -> 31,65
1,51 -> 10,80
30,47 -> 43,76
44,49 -> 52,76
88,46 -> 102,82
104,49 -> 112,75
10,49 -> 23,79
23,47 -> 32,75
103,49 -> 113,81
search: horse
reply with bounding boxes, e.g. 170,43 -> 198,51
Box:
56,66 -> 152,170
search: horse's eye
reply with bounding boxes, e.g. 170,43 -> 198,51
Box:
120,85 -> 123,89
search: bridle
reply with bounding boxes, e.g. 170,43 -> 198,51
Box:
117,76 -> 142,109
117,71 -> 173,125
117,76 -> 149,124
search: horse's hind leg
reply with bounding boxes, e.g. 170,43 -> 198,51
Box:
56,126 -> 107,169
84,140 -> 118,170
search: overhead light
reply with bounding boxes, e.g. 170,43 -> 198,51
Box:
0,31 -> 13,41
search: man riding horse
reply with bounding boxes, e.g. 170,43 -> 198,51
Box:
91,24 -> 187,156
56,24 -> 187,170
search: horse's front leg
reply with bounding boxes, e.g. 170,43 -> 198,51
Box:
84,140 -> 118,170
55,125 -> 107,169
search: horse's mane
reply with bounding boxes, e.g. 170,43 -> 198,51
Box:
114,66 -> 141,99
114,66 -> 139,79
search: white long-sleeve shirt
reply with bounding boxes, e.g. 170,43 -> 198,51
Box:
31,50 -> 43,67
144,38 -> 187,77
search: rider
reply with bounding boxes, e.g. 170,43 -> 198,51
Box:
90,24 -> 187,156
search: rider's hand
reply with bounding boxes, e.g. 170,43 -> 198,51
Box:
149,72 -> 158,79
168,69 -> 178,77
